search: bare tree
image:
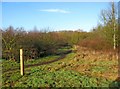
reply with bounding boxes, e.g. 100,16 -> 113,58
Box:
100,1 -> 117,50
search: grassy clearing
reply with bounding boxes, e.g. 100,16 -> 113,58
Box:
13,69 -> 112,87
25,55 -> 59,65
2,48 -> 119,87
2,55 -> 59,73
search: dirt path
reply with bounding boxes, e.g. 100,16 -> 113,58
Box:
3,50 -> 72,73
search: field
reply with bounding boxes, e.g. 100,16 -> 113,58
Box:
1,1 -> 120,88
1,47 -> 119,88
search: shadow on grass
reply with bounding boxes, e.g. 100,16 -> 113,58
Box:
109,77 -> 120,88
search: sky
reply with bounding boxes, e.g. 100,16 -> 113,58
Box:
0,2 -> 2,29
1,2 -> 117,32
1,0 -> 120,2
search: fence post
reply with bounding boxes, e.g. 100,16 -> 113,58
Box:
20,49 -> 24,75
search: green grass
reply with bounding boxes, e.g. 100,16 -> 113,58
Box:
2,66 -> 112,87
25,55 -> 59,65
13,69 -> 112,87
2,60 -> 20,72
2,46 -> 70,72
2,55 -> 59,73
2,49 -> 119,87
57,46 -> 72,52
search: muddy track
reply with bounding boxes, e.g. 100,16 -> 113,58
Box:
3,50 -> 72,73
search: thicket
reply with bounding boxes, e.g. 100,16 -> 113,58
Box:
2,25 -> 118,61
1,26 -> 86,61
2,27 -> 63,61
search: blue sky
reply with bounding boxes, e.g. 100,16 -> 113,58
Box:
0,2 -> 2,28
2,2 -> 112,32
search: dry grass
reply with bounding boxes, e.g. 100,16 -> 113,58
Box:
68,46 -> 118,81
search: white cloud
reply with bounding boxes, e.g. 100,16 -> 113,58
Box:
39,9 -> 71,13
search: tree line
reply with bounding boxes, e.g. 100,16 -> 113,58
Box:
1,2 -> 120,61
1,26 -> 87,61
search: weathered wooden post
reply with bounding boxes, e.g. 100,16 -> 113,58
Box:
20,49 -> 24,75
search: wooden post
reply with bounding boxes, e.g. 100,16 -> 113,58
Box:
20,49 -> 24,75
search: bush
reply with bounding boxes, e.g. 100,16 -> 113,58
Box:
78,33 -> 113,51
